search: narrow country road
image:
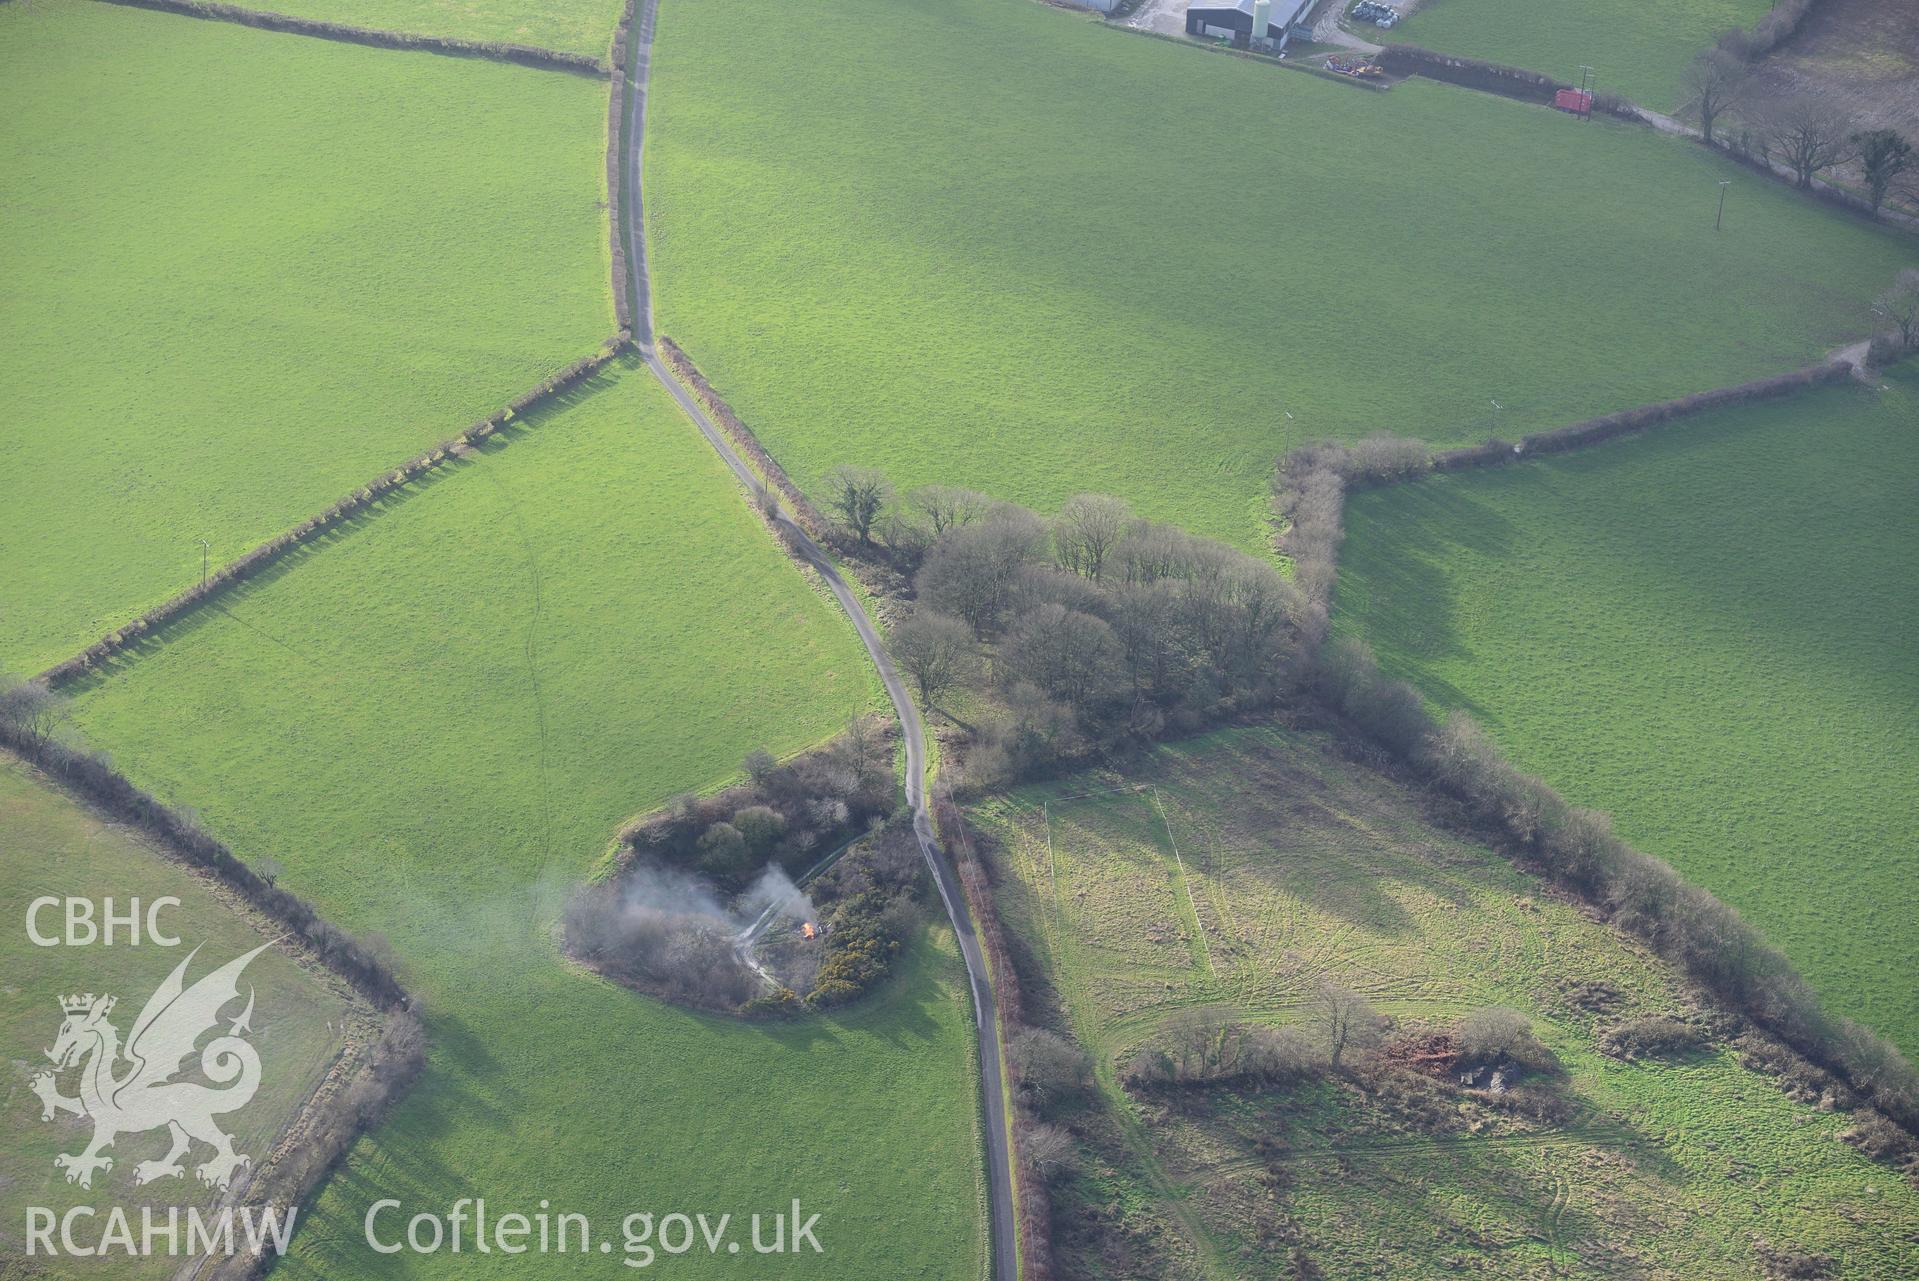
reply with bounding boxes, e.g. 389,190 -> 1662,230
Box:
618,4 -> 1020,1279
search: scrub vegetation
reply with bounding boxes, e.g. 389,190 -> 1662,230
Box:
64,368 -> 985,1280
1337,368 -> 1919,1058
0,0 -> 611,673
647,0 -> 1914,552
970,725 -> 1919,1279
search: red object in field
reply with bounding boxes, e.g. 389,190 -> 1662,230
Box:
1554,88 -> 1593,116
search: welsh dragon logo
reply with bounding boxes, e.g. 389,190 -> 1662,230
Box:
31,943 -> 269,1191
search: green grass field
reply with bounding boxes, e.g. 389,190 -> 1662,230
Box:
62,363 -> 987,1279
258,0 -> 624,56
0,0 -> 611,675
647,0 -> 1915,553
1337,367 -> 1919,1059
1,756 -> 359,1279
971,726 -> 1919,1278
1389,0 -> 1771,110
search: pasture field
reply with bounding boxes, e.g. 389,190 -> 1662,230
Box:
1337,368 -> 1919,1058
63,365 -> 986,1279
646,0 -> 1915,553
969,726 -> 1919,1279
258,0 -> 624,56
0,0 -> 611,675
1388,0 -> 1770,109
0,755 -> 360,1278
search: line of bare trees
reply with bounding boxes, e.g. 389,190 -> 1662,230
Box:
1680,47 -> 1915,213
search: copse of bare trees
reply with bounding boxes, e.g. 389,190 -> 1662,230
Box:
881,486 -> 1309,782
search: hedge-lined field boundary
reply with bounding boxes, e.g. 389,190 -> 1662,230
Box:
1431,358 -> 1852,471
936,788 -> 1055,1281
1376,44 -> 1638,119
92,0 -> 609,76
1270,349 -> 1919,1142
606,0 -> 636,334
38,337 -> 630,689
657,336 -> 835,539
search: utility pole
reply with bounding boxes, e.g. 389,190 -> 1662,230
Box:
197,538 -> 211,587
1715,180 -> 1732,231
1579,66 -> 1595,121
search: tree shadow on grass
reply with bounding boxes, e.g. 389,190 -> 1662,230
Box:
1335,475 -> 1524,721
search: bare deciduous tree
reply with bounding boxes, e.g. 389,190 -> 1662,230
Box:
823,465 -> 891,544
0,677 -> 67,749
1853,129 -> 1915,215
1008,1026 -> 1091,1106
1308,981 -> 1381,1071
1681,49 -> 1744,145
1021,1122 -> 1077,1182
1873,270 -> 1919,349
909,484 -> 992,537
887,610 -> 979,709
1761,99 -> 1853,189
1052,494 -> 1132,582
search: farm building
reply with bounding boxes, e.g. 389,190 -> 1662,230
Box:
1186,0 -> 1315,48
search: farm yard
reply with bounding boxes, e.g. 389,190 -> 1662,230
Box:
1337,367 -> 1919,1058
0,0 -> 612,673
648,0 -> 1914,552
58,364 -> 985,1279
0,757 -> 362,1279
1387,0 -> 1773,109
970,726 -> 1919,1279
5,0 -> 1917,1274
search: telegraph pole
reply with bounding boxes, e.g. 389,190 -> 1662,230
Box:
1716,180 -> 1732,231
197,538 -> 211,587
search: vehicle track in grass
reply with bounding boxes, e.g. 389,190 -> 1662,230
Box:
617,3 -> 1015,1276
